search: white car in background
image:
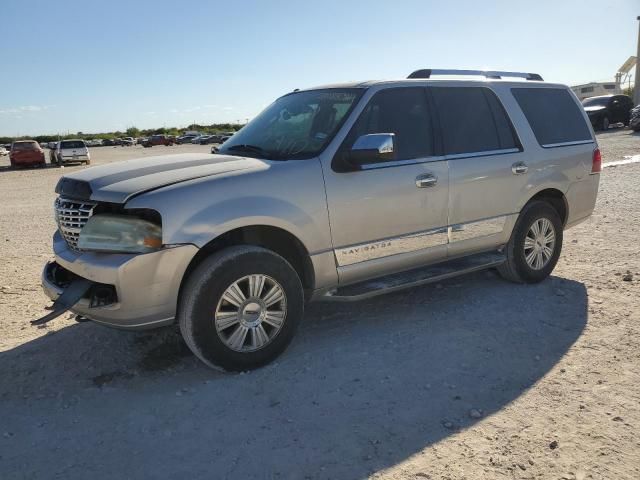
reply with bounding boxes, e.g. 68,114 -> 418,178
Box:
0,146 -> 8,156
51,139 -> 91,166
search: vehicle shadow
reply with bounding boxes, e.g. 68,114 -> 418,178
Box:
0,162 -> 62,173
0,271 -> 587,479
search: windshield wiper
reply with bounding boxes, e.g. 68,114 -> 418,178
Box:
226,144 -> 272,159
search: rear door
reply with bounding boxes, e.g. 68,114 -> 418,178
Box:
323,87 -> 449,285
430,86 -> 525,257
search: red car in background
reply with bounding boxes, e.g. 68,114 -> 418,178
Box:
142,134 -> 175,147
9,140 -> 46,167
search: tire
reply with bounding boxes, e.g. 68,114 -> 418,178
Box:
498,201 -> 563,284
600,115 -> 610,131
85,159 -> 91,165
178,245 -> 304,371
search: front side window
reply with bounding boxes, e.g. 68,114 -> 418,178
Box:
218,88 -> 362,160
432,87 -> 518,156
514,88 -> 592,146
344,87 -> 434,161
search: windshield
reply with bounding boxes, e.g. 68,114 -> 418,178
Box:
218,88 -> 363,160
60,141 -> 85,149
582,97 -> 610,107
12,141 -> 38,151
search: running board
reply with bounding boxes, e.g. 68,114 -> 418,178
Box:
321,251 -> 505,302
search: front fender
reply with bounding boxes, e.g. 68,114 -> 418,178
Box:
124,159 -> 332,256
162,196 -> 326,252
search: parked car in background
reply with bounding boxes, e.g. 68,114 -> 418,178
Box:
40,70 -> 602,370
10,140 -> 45,167
122,137 -> 136,146
47,142 -> 57,149
102,139 -> 115,146
629,105 -> 640,132
582,94 -> 633,131
177,134 -> 199,144
143,134 -> 175,147
198,134 -> 220,144
85,139 -> 103,147
51,139 -> 90,165
0,146 -> 8,156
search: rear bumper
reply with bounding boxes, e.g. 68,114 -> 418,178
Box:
10,156 -> 45,166
60,156 -> 89,163
565,174 -> 600,229
41,231 -> 198,330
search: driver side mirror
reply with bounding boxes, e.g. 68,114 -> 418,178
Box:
343,133 -> 396,170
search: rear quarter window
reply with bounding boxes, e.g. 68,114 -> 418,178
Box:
511,88 -> 592,147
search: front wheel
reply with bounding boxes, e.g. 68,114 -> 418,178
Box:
178,245 -> 304,371
498,201 -> 563,284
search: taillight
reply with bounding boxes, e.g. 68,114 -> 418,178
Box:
591,147 -> 602,174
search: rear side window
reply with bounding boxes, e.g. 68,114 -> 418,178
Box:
431,87 -> 519,156
512,88 -> 592,146
346,87 -> 434,160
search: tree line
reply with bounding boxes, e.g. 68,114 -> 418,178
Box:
0,123 -> 244,144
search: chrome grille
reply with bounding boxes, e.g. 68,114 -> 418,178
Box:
54,197 -> 96,250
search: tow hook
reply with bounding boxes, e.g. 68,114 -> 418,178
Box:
32,278 -> 93,326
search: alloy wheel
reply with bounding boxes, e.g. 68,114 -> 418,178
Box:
214,274 -> 287,352
524,218 -> 556,270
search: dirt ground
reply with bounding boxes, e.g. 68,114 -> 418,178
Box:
0,130 -> 639,479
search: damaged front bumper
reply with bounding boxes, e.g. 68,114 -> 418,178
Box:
39,231 -> 198,330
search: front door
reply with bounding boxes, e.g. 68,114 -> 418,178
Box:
322,87 -> 449,285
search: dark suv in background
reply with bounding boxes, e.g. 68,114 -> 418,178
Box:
582,94 -> 633,131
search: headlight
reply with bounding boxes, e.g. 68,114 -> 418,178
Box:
78,214 -> 162,253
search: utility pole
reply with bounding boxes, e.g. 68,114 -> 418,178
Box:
635,16 -> 640,105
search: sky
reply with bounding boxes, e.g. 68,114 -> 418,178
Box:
1,0 -> 638,136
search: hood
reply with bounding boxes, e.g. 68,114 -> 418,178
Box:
583,105 -> 606,113
56,153 -> 268,203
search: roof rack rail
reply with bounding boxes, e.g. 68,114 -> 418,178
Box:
407,69 -> 543,81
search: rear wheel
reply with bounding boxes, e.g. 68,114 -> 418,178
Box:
178,245 -> 304,371
600,115 -> 610,131
498,201 -> 563,284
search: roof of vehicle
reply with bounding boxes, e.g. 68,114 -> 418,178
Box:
297,77 -> 567,92
12,140 -> 38,144
583,94 -> 614,100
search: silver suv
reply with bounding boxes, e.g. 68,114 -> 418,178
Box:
38,69 -> 601,371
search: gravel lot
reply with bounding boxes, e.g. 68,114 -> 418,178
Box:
0,130 -> 639,479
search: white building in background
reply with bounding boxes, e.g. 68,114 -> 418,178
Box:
571,56 -> 636,101
571,82 -> 620,101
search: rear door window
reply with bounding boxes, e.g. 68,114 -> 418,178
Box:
431,87 -> 519,156
512,88 -> 592,146
345,87 -> 434,161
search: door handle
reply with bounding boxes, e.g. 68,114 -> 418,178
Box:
415,173 -> 438,188
512,162 -> 528,175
